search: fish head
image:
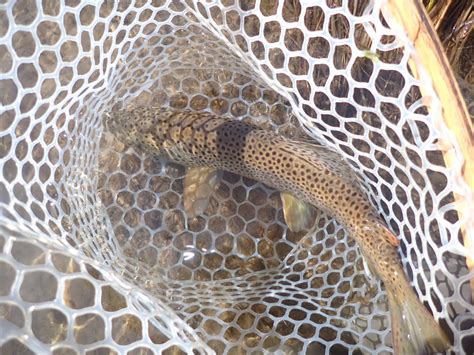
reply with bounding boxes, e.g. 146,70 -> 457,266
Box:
104,107 -> 170,155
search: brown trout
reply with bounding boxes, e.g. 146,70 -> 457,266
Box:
105,106 -> 450,354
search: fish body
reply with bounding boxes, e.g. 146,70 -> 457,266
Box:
106,106 -> 450,354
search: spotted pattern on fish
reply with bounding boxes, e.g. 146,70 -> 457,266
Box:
105,106 -> 451,354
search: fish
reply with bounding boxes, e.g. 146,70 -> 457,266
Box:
105,106 -> 451,354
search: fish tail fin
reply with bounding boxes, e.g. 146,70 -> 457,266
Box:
387,288 -> 451,354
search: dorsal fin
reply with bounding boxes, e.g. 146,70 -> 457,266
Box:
282,140 -> 363,189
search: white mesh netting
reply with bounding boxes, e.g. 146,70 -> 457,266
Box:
0,0 -> 473,354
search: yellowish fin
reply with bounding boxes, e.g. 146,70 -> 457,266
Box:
280,192 -> 314,232
388,290 -> 451,354
184,167 -> 222,218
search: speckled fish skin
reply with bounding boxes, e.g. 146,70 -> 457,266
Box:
106,106 -> 450,355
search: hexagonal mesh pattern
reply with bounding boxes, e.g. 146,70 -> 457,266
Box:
0,1 -> 472,354
0,224 -> 210,354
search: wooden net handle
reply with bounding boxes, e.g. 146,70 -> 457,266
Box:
382,0 -> 474,298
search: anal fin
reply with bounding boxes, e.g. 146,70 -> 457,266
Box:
184,167 -> 222,218
280,192 -> 314,232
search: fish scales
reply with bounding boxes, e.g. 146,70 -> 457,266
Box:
106,106 -> 450,354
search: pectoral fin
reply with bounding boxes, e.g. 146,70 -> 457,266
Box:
280,192 -> 314,232
361,252 -> 377,281
184,167 -> 222,218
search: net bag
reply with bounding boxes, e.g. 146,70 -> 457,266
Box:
0,0 -> 472,354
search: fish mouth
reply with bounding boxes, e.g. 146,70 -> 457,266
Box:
103,111 -> 123,136
103,111 -> 112,130
102,110 -> 138,148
